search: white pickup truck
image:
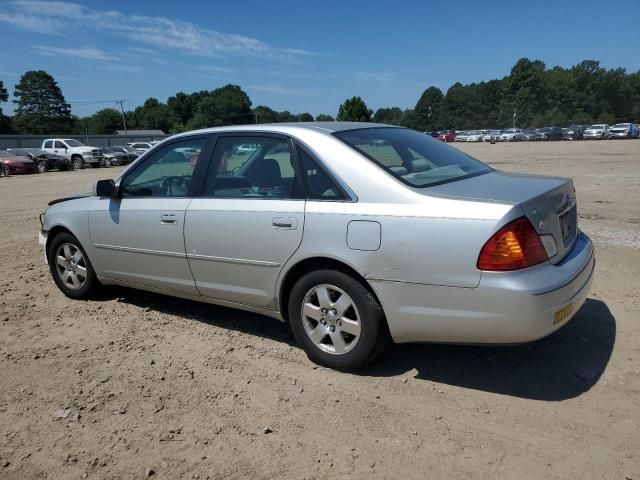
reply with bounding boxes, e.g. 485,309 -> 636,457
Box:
41,139 -> 104,169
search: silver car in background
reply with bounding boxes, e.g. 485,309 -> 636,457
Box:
583,124 -> 610,139
38,123 -> 594,371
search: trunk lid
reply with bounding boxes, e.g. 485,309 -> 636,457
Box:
427,171 -> 578,264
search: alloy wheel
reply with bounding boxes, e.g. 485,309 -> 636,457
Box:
301,284 -> 361,355
54,243 -> 88,290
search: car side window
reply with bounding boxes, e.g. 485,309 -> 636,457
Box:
203,136 -> 300,199
120,138 -> 207,197
54,141 -> 66,149
296,147 -> 344,200
44,141 -> 53,149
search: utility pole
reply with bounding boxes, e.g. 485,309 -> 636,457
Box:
116,100 -> 128,135
513,107 -> 517,129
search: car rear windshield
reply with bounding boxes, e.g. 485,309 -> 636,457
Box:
333,127 -> 491,188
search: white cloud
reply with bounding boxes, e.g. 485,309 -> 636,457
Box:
0,1 -> 316,59
34,46 -> 117,61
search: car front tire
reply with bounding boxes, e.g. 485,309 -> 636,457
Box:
288,269 -> 389,371
48,232 -> 98,299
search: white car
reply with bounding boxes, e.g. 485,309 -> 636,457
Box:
466,130 -> 485,142
41,139 -> 104,169
127,142 -> 155,154
609,123 -> 639,139
482,130 -> 502,142
583,124 -> 610,140
500,129 -> 522,142
455,131 -> 470,142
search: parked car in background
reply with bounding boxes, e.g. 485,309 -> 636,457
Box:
609,123 -> 639,139
500,128 -> 521,141
6,148 -> 72,173
437,130 -> 456,142
102,147 -> 130,166
537,127 -> 563,141
455,131 -> 470,142
108,145 -> 140,163
0,150 -> 37,174
38,122 -> 594,371
127,142 -> 155,154
41,139 -> 104,169
466,130 -> 485,142
518,129 -> 538,141
482,130 -> 502,142
583,124 -> 610,139
562,125 -> 586,140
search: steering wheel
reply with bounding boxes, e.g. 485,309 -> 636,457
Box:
160,176 -> 188,196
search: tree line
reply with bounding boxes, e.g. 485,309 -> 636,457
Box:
1,58 -> 638,136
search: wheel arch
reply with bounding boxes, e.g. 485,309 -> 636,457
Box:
278,256 -> 384,323
45,225 -> 74,260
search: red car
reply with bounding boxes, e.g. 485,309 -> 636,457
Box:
0,150 -> 38,174
437,130 -> 456,142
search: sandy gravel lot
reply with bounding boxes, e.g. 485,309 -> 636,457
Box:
1,139 -> 639,479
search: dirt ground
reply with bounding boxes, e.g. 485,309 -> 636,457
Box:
1,139 -> 639,479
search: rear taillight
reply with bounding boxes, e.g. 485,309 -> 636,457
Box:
477,217 -> 548,271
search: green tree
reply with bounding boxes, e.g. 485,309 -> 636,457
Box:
254,105 -> 278,123
336,96 -> 372,122
0,79 -> 10,133
315,114 -> 334,121
415,86 -> 444,130
12,70 -> 73,133
298,112 -> 314,122
132,98 -> 172,132
374,107 -> 403,125
87,108 -> 122,134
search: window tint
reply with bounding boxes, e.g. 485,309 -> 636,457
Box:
297,147 -> 344,200
204,136 -> 299,199
120,138 -> 207,197
44,141 -> 53,149
54,141 -> 66,149
334,128 -> 491,188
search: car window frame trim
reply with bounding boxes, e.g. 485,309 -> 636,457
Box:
116,133 -> 215,199
196,132 -> 306,201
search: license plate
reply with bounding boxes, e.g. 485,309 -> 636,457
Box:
554,303 -> 573,324
559,210 -> 572,241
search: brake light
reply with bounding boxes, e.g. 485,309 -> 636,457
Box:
477,217 -> 548,271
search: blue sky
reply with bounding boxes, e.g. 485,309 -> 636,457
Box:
1,0 -> 639,118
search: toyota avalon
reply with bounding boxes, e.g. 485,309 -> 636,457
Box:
38,123 -> 594,371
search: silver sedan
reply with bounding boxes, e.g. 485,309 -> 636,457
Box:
38,122 -> 594,371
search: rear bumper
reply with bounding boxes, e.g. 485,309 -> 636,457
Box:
371,231 -> 594,344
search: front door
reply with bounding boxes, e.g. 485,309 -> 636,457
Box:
185,135 -> 304,309
89,135 -> 211,294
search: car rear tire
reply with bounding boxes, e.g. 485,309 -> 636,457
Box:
48,232 -> 98,299
288,269 -> 389,371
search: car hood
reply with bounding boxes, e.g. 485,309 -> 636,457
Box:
48,191 -> 93,206
1,156 -> 34,164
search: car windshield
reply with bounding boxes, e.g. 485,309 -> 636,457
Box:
612,124 -> 628,128
589,125 -> 605,129
64,139 -> 84,147
334,127 -> 491,188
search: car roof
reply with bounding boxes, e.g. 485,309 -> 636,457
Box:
176,121 -> 402,138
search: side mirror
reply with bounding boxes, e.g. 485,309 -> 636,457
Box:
94,179 -> 117,198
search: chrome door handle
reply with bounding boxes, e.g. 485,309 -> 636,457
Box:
161,214 -> 177,225
272,217 -> 297,229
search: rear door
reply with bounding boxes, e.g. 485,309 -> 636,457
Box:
184,134 -> 305,309
89,135 -> 212,294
